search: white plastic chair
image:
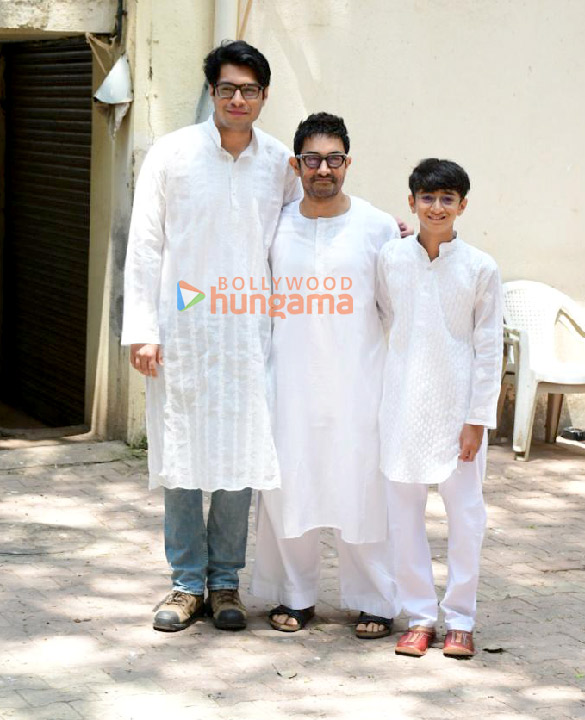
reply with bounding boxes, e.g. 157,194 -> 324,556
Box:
490,325 -> 519,445
502,280 -> 585,461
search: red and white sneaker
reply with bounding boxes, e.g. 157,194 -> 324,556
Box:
443,629 -> 475,657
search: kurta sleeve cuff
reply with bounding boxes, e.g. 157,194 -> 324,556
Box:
121,330 -> 161,346
465,415 -> 497,430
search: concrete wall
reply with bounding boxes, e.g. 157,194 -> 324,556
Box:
131,0 -> 214,163
0,0 -> 117,36
124,0 -> 214,444
4,0 -> 582,441
121,0 -> 585,443
240,0 -> 585,438
244,0 -> 585,302
86,55 -> 114,436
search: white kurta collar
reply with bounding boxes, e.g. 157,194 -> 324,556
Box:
413,233 -> 461,262
438,235 -> 460,257
202,113 -> 259,158
295,198 -> 354,229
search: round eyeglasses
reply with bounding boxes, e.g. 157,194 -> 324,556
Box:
214,82 -> 264,100
416,193 -> 460,208
296,153 -> 348,169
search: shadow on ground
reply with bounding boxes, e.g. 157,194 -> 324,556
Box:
0,441 -> 584,719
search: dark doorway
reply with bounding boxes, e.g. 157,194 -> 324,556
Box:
1,36 -> 92,427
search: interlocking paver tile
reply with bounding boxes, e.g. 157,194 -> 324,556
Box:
1,703 -> 82,719
2,440 -> 585,718
0,692 -> 29,710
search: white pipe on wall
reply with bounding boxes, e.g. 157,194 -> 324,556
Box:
214,0 -> 239,45
196,0 -> 239,123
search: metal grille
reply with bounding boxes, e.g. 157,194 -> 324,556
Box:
2,37 -> 92,426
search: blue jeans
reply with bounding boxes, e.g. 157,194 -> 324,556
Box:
164,487 -> 252,595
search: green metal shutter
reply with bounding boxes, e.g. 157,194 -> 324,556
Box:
2,36 -> 92,426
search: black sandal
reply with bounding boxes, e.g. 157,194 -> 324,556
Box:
269,604 -> 315,632
355,611 -> 393,639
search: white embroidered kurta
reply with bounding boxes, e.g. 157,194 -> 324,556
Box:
260,197 -> 401,543
121,115 -> 300,491
376,235 -> 503,485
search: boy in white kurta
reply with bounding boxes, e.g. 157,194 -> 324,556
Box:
251,114 -> 402,637
377,159 -> 503,657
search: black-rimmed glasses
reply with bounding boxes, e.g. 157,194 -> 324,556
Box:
214,82 -> 264,99
296,153 -> 347,169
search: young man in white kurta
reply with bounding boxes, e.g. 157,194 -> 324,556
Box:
251,114 -> 402,635
377,158 -> 503,657
122,42 -> 300,632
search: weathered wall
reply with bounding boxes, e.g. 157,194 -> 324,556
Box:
242,0 -> 585,437
124,0 -> 214,444
121,0 -> 585,443
0,0 -> 117,35
7,0 -> 578,442
244,0 -> 585,303
86,54 -> 114,435
131,0 -> 214,166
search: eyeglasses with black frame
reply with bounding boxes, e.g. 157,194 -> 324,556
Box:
214,82 -> 264,100
296,153 -> 348,169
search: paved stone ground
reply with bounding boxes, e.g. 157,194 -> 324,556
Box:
1,439 -> 585,719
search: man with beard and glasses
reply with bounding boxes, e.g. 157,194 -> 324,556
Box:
251,113 -> 405,638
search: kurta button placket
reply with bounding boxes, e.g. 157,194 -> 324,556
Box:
226,156 -> 239,211
313,222 -> 322,319
232,161 -> 241,211
315,218 -> 325,277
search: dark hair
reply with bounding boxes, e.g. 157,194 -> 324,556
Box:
293,112 -> 350,156
203,40 -> 271,87
408,158 -> 470,198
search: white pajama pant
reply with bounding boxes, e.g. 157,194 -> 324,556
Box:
251,496 -> 400,618
386,444 -> 487,632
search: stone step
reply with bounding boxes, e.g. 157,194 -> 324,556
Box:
0,440 -> 134,470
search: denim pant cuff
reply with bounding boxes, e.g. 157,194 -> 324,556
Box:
173,584 -> 205,596
207,584 -> 239,591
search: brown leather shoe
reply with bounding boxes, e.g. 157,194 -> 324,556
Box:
443,630 -> 475,657
395,625 -> 436,657
153,590 -> 205,632
207,588 -> 247,630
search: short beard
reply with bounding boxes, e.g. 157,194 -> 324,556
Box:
304,177 -> 339,199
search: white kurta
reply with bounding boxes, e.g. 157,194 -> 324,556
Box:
260,197 -> 401,543
376,235 -> 503,485
121,115 -> 300,491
